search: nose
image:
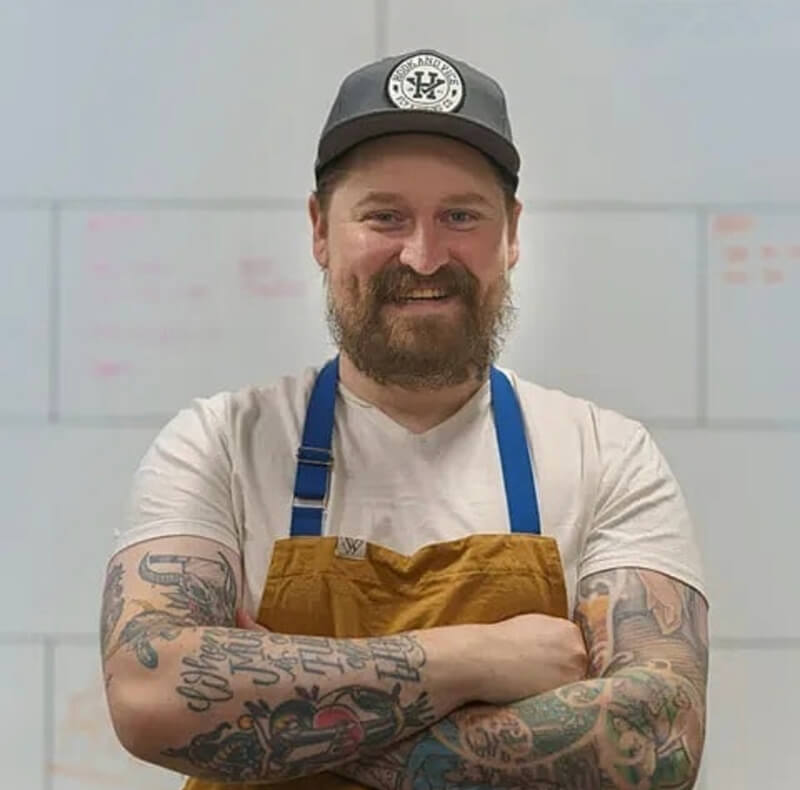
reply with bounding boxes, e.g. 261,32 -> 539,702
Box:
397,219 -> 448,275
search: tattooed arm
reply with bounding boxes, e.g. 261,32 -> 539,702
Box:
335,568 -> 708,790
101,535 -> 580,784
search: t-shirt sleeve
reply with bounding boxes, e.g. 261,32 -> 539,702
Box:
578,416 -> 706,599
114,394 -> 240,556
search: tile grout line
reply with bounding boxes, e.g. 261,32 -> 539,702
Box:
42,636 -> 54,790
710,637 -> 800,650
2,199 -> 800,212
1,197 -> 308,211
696,208 -> 709,427
47,204 -> 61,424
374,0 -> 388,59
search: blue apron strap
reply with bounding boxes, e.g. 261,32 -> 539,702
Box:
291,360 -> 540,537
490,366 -> 541,535
290,357 -> 339,537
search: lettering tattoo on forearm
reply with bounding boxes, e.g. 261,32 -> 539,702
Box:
162,634 -> 433,781
177,629 -> 295,712
102,552 -> 237,669
288,635 -> 425,682
177,632 -> 426,713
337,568 -> 708,790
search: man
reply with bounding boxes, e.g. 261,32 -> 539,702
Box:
101,49 -> 708,789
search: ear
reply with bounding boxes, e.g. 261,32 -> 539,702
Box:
507,198 -> 522,270
309,193 -> 329,269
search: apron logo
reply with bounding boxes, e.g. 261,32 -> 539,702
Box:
336,536 -> 367,560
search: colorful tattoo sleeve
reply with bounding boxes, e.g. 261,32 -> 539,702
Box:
336,568 -> 709,790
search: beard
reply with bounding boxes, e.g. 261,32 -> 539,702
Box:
326,263 -> 516,390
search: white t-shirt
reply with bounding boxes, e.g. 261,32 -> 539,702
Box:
116,367 -> 706,616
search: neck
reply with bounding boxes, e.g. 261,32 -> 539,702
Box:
338,353 -> 486,434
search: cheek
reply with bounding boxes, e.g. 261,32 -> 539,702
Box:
329,223 -> 398,276
452,231 -> 509,277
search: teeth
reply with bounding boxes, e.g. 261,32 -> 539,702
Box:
405,289 -> 447,299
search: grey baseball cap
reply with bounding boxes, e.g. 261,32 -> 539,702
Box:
315,49 -> 520,189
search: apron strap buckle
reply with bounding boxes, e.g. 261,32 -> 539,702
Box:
296,445 -> 333,467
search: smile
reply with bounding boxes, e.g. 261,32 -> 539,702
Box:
397,289 -> 451,302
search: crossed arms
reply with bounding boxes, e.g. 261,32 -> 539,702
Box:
101,535 -> 708,788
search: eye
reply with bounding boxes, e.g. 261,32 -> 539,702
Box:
444,209 -> 480,227
364,210 -> 404,225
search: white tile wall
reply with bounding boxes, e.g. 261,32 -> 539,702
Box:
653,428 -> 800,640
705,646 -> 800,789
0,426 -> 158,634
0,643 -> 46,788
708,212 -> 800,421
0,1 -> 376,198
58,208 -> 331,418
502,211 -> 698,420
52,642 -> 180,790
388,0 -> 800,203
0,210 -> 50,417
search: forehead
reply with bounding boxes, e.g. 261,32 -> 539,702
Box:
336,134 -> 503,197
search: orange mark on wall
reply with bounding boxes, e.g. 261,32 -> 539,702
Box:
85,214 -> 146,233
789,245 -> 800,260
761,245 -> 779,260
724,245 -> 749,264
238,256 -> 306,299
50,674 -> 176,789
186,284 -> 210,300
712,214 -> 754,235
723,270 -> 749,285
93,360 -> 126,378
762,268 -> 785,285
87,259 -> 116,276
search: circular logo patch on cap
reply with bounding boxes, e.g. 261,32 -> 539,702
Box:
386,53 -> 464,113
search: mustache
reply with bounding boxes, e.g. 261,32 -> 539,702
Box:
368,264 -> 479,302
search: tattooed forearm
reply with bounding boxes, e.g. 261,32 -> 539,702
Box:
341,664 -> 702,790
337,569 -> 708,790
402,665 -> 700,789
285,634 -> 426,682
177,632 -> 427,713
574,568 -> 709,695
106,603 -> 440,783
163,681 -> 435,781
156,632 -> 434,780
105,552 -> 237,669
178,629 -> 286,712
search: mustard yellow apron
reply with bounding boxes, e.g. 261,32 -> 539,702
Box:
183,359 -> 568,790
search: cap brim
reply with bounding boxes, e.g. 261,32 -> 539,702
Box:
315,109 -> 520,186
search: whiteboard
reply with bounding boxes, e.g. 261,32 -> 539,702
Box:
58,208 -> 331,418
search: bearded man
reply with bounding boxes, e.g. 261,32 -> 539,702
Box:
101,49 -> 708,790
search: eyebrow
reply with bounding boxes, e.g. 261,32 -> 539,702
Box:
352,191 -> 495,210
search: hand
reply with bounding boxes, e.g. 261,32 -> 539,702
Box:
471,613 -> 588,704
